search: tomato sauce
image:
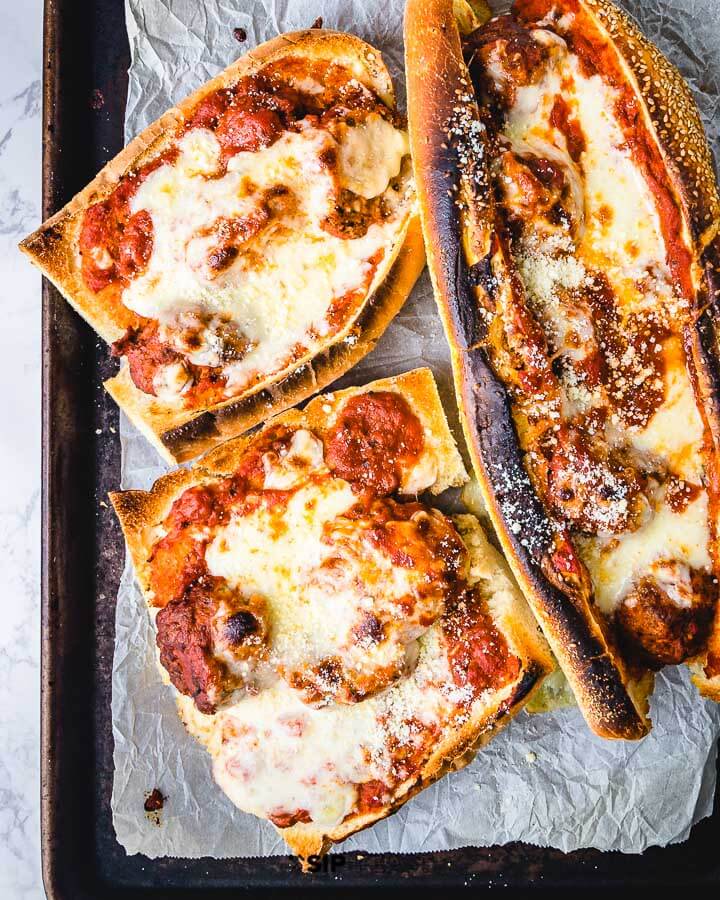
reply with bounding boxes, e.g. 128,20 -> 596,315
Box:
268,809 -> 312,828
355,779 -> 390,814
147,484 -> 220,606
79,148 -> 178,294
444,590 -> 521,697
325,392 -> 425,495
550,95 -> 586,163
324,250 -> 384,333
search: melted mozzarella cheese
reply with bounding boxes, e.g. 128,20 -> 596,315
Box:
152,360 -> 192,399
400,451 -> 439,494
506,49 -> 665,271
205,476 -> 358,669
261,429 -> 326,490
172,503 -> 510,830
220,221 -> 395,394
180,617 -> 454,829
567,58 -> 665,273
579,492 -> 711,614
627,348 -> 706,482
336,112 -> 409,199
498,30 -> 712,612
210,682 -> 387,827
123,120 -> 410,397
205,431 -> 445,687
177,127 -> 222,176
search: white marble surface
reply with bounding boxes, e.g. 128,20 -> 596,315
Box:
0,1 -> 45,898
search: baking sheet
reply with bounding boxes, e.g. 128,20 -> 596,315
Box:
112,0 -> 720,859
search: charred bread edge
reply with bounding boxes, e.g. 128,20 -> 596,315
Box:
403,0 -> 678,739
692,234 -> 720,698
19,29 -> 425,464
111,367 -> 553,866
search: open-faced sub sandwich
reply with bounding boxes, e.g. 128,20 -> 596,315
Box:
111,368 -> 552,865
20,29 -> 424,463
405,0 -> 720,739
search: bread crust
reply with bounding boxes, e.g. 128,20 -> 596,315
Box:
112,367 -> 553,866
20,29 -> 425,463
405,0 -> 720,737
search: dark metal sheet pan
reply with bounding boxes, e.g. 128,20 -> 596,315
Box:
40,0 -> 720,894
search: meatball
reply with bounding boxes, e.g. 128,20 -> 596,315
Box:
156,576 -> 268,714
616,568 -> 714,668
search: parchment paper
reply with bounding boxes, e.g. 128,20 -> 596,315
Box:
112,0 -> 720,859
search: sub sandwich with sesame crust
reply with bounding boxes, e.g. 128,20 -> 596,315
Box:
406,0 -> 720,739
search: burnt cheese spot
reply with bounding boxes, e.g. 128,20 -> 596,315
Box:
224,610 -> 261,646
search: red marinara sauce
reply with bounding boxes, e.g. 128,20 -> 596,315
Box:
549,95 -> 585,163
79,149 -> 178,294
443,590 -> 521,697
268,808 -> 312,828
147,485 -> 217,607
183,73 -> 297,159
355,779 -> 390,814
147,425 -> 294,606
325,391 -> 425,495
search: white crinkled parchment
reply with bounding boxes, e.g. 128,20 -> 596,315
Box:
112,0 -> 720,859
